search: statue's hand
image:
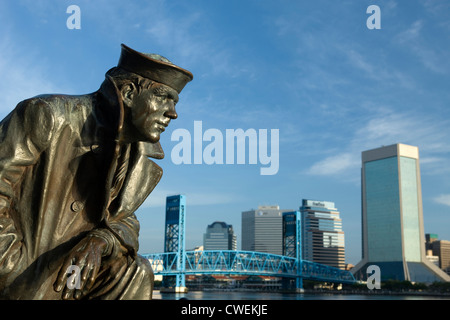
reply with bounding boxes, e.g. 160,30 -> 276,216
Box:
54,236 -> 108,300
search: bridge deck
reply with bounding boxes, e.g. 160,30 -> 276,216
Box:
143,250 -> 355,284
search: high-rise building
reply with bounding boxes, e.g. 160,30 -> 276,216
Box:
352,143 -> 450,282
203,221 -> 237,251
425,233 -> 440,267
431,240 -> 450,276
300,200 -> 346,269
425,233 -> 439,252
242,205 -> 292,255
425,234 -> 440,267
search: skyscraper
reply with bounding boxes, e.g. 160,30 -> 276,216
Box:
203,221 -> 237,251
352,143 -> 450,282
242,205 -> 292,255
430,239 -> 450,276
300,200 -> 346,269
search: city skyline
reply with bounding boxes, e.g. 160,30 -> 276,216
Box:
142,135 -> 450,266
0,1 -> 449,266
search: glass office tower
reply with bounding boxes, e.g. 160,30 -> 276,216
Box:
352,144 -> 450,282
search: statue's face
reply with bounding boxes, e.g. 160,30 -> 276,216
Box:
130,83 -> 179,143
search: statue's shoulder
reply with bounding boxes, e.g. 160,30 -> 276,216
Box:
4,93 -> 97,145
7,95 -> 58,130
16,93 -> 96,124
20,93 -> 94,112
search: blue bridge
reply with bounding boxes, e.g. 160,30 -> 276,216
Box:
142,250 -> 356,290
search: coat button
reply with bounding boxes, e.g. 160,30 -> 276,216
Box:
71,201 -> 83,212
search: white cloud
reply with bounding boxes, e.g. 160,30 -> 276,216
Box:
433,194 -> 450,207
306,153 -> 358,176
352,111 -> 450,154
306,109 -> 450,178
394,19 -> 449,74
395,20 -> 423,43
340,46 -> 415,90
420,157 -> 446,165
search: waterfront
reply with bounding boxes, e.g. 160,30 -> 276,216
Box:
154,290 -> 450,300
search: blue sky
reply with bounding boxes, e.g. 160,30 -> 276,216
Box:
0,0 -> 449,265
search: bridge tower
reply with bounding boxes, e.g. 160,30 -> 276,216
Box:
282,210 -> 303,291
162,194 -> 187,293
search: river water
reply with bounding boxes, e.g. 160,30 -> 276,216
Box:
154,290 -> 450,300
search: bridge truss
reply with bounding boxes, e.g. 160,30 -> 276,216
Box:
143,250 -> 356,288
